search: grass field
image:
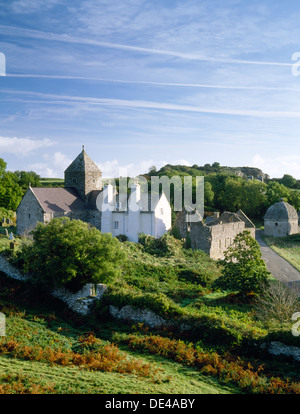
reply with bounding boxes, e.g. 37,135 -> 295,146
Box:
0,350 -> 237,394
263,234 -> 300,271
40,178 -> 64,187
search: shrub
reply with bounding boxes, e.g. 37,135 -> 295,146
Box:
138,233 -> 183,257
16,218 -> 126,291
97,285 -> 185,320
116,234 -> 128,242
213,231 -> 270,295
255,281 -> 300,326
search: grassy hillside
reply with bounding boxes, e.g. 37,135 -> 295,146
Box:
0,271 -> 238,394
0,232 -> 300,394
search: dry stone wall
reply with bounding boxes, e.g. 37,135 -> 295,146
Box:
51,283 -> 107,315
109,305 -> 168,328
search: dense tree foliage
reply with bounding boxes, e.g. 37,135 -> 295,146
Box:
14,170 -> 41,190
144,163 -> 300,218
0,158 -> 41,212
17,218 -> 126,291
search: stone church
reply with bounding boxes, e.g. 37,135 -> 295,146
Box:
16,147 -> 172,242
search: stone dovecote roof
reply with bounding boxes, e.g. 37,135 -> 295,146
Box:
264,200 -> 298,221
30,187 -> 87,213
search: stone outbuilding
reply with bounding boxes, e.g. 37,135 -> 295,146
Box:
264,199 -> 299,237
190,209 -> 256,260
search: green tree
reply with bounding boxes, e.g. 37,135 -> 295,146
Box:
0,158 -> 7,178
240,180 -> 268,218
18,218 -> 126,291
280,174 -> 297,188
266,181 -> 290,205
219,176 -> 243,212
204,181 -> 214,207
14,170 -> 41,190
213,231 -> 270,295
0,171 -> 23,211
288,190 -> 300,210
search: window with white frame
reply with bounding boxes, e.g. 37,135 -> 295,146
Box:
113,221 -> 119,229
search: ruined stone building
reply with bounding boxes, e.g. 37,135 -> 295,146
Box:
17,148 -> 172,242
190,210 -> 256,260
264,199 -> 299,237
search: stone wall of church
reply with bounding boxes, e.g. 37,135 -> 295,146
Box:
16,189 -> 44,236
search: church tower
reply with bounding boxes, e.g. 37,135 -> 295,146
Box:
64,146 -> 102,203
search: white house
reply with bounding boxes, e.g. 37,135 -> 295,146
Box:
99,181 -> 172,242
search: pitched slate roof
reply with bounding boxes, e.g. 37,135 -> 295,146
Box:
30,187 -> 87,213
264,200 -> 298,221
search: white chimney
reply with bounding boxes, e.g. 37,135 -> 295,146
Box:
130,182 -> 141,204
104,183 -> 114,204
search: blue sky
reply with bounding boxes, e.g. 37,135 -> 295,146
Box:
0,0 -> 300,179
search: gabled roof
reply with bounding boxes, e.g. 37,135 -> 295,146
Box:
30,187 -> 87,213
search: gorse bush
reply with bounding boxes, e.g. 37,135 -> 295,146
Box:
138,233 -> 184,257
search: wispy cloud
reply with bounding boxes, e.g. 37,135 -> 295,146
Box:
7,73 -> 300,92
3,89 -> 300,119
0,24 -> 292,67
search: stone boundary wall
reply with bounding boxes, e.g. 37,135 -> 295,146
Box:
109,305 -> 168,328
0,255 -> 29,281
267,341 -> 300,362
51,283 -> 107,315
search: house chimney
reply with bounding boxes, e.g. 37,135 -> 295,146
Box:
104,182 -> 114,204
130,182 -> 141,204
